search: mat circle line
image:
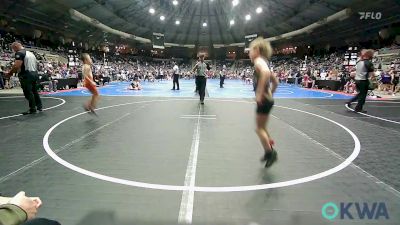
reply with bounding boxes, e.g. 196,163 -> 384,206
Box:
0,96 -> 66,120
345,103 -> 400,125
43,99 -> 360,192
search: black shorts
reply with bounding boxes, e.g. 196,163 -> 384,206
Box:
256,98 -> 274,115
393,77 -> 399,85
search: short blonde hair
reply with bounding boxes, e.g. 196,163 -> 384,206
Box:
249,37 -> 273,60
81,53 -> 90,62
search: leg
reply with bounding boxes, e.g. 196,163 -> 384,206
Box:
355,81 -> 368,111
255,110 -> 278,167
172,75 -> 176,90
265,129 -> 274,146
176,75 -> 179,90
46,81 -> 53,92
255,114 -> 272,153
90,88 -> 99,110
32,75 -> 42,110
195,76 -> 199,92
21,78 -> 37,112
21,79 -> 29,100
84,80 -> 99,112
199,77 -> 206,102
53,80 -> 58,91
348,82 -> 361,104
349,94 -> 360,103
0,75 -> 4,89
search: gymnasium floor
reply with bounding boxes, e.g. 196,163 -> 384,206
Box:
1,80 -> 400,225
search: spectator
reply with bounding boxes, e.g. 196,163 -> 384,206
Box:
344,77 -> 357,94
390,69 -> 399,96
0,66 -> 4,89
0,191 -> 60,225
128,77 -> 142,90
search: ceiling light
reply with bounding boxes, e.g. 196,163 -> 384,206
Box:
245,14 -> 251,21
232,0 -> 239,7
256,7 -> 262,14
149,8 -> 155,14
230,19 -> 235,25
202,22 -> 207,27
172,0 -> 178,6
160,15 -> 165,21
175,20 -> 180,25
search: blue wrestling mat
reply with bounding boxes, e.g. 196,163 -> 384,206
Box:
46,79 -> 351,99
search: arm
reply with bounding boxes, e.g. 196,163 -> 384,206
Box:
7,61 -> 22,77
0,204 -> 27,225
7,51 -> 25,77
0,191 -> 42,225
366,61 -> 375,81
192,62 -> 199,73
270,72 -> 279,94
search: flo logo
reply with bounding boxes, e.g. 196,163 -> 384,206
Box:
359,12 -> 382,20
321,202 -> 389,220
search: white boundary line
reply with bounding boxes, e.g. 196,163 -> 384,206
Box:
42,99 -> 361,192
312,104 -> 400,108
180,117 -> 216,120
181,115 -> 216,117
0,112 -> 132,184
0,96 -> 66,120
272,115 -> 400,198
178,106 -> 202,224
345,103 -> 400,125
366,100 -> 400,104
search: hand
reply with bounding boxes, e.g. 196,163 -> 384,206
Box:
256,95 -> 263,106
8,192 -> 39,220
30,197 -> 42,208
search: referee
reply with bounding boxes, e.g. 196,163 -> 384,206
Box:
171,62 -> 180,90
220,65 -> 226,88
7,42 -> 42,114
192,54 -> 208,104
346,49 -> 375,113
